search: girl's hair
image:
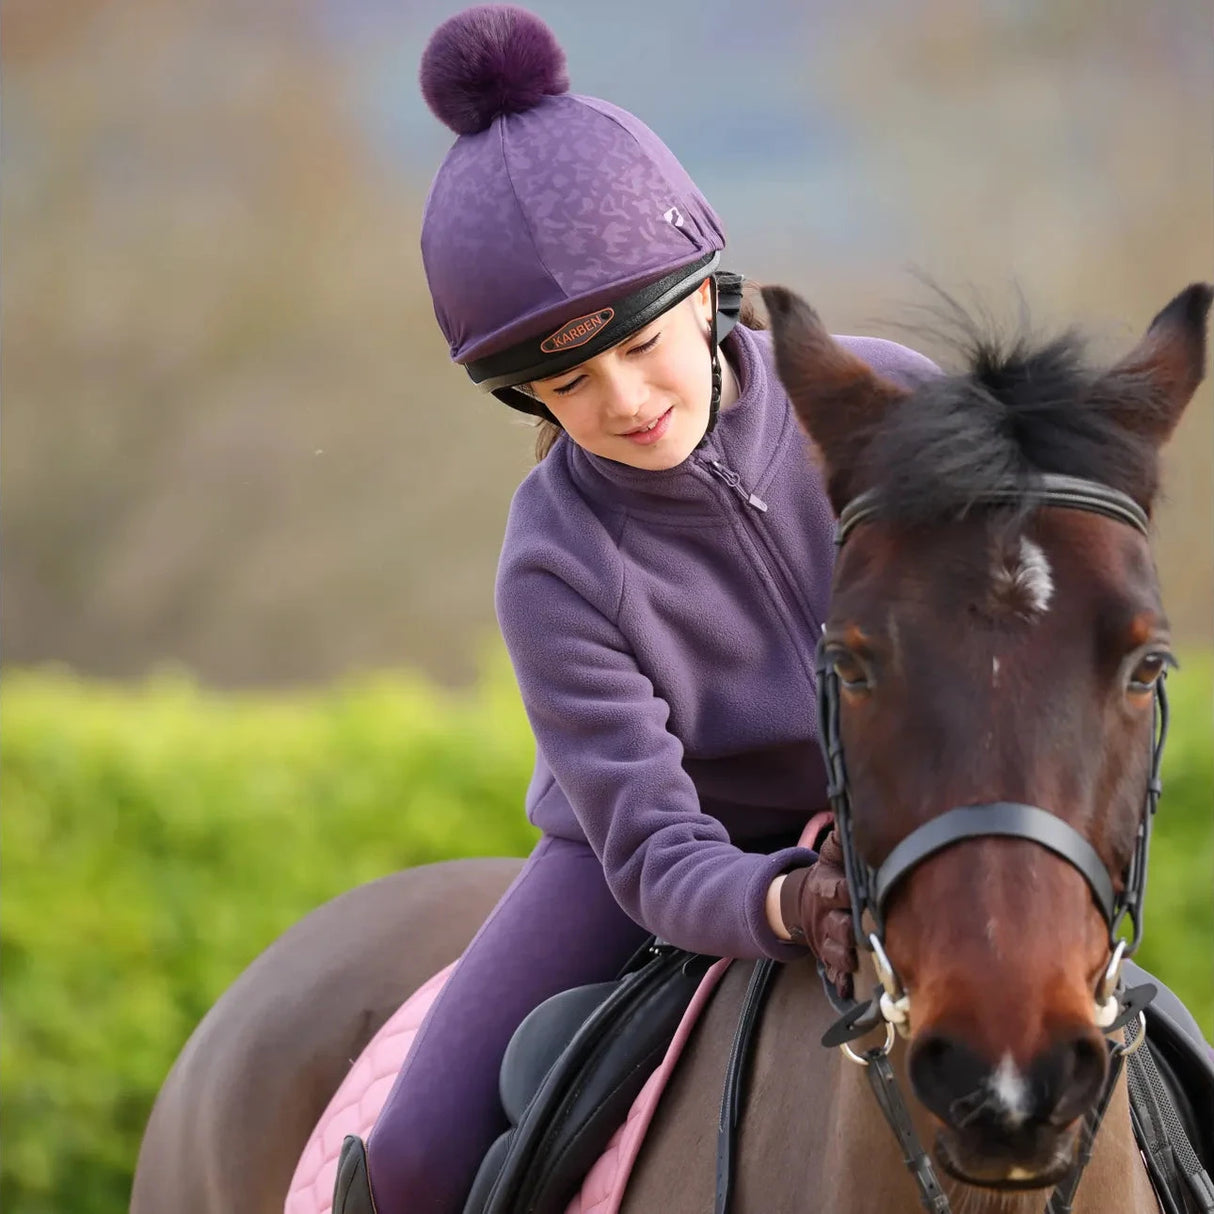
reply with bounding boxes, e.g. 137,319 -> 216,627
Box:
530,279 -> 769,461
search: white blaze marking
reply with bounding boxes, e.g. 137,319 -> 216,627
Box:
1018,539 -> 1054,614
993,537 -> 1054,618
990,1053 -> 1030,1127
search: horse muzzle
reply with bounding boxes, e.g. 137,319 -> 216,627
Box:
933,1123 -> 1078,1190
909,1025 -> 1109,1189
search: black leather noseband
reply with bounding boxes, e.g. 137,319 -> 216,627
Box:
873,803 -> 1116,926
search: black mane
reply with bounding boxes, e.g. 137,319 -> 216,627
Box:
860,322 -> 1164,523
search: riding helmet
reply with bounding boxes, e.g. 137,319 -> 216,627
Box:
419,4 -> 736,423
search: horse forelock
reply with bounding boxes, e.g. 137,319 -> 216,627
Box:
854,327 -> 1162,524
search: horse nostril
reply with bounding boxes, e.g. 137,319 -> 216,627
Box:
910,1028 -> 1109,1134
1038,1031 -> 1108,1126
908,1032 -> 990,1128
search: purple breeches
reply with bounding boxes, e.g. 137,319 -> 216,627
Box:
365,834 -> 649,1213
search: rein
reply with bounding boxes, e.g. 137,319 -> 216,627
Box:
715,472 -> 1170,1214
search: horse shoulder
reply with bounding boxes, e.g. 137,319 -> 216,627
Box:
623,957 -> 912,1213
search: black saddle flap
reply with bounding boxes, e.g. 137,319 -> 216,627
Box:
465,943 -> 713,1214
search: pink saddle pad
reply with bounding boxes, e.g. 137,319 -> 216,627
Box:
283,957 -> 731,1214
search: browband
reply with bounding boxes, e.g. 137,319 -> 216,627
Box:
835,472 -> 1150,548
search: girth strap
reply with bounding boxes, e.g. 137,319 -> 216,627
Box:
874,803 -> 1116,924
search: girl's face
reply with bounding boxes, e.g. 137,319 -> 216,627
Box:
528,280 -> 716,470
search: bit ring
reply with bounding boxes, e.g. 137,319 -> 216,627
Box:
840,1021 -> 896,1066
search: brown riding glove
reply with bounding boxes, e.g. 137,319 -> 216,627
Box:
779,830 -> 858,999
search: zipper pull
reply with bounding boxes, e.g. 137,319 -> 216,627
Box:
707,459 -> 768,511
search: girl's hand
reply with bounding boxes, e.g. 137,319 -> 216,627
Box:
773,831 -> 857,998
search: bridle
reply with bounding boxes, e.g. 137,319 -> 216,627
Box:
818,471 -> 1168,1213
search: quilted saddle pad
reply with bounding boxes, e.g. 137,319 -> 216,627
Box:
284,958 -> 730,1214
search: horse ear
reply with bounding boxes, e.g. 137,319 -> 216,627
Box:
762,285 -> 909,510
1095,283 -> 1212,444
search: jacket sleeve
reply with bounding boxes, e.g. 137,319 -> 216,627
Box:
497,559 -> 814,961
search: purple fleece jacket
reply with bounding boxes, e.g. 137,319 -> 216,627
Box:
495,323 -> 936,960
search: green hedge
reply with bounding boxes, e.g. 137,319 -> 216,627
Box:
2,653 -> 1210,1214
1,655 -> 541,1214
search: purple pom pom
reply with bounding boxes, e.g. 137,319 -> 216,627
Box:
420,5 -> 570,136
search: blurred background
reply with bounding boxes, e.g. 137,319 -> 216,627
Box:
6,0 -> 1213,683
3,2 -> 1211,1212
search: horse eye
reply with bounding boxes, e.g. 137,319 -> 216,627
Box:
831,652 -> 870,692
1127,652 -> 1168,693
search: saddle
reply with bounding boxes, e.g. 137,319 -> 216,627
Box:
463,939 -> 712,1213
331,939 -> 712,1214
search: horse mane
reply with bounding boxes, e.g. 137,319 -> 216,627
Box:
859,311 -> 1165,523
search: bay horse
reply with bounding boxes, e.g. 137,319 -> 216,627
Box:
132,281 -> 1211,1214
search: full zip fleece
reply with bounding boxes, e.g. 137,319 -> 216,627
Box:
495,323 -> 936,960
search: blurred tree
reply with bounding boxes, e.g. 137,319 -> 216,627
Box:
3,0 -> 1210,687
4,0 -> 534,685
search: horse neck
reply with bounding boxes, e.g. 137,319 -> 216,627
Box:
746,963 -> 1157,1214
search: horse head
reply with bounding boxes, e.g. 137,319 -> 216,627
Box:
764,283 -> 1210,1189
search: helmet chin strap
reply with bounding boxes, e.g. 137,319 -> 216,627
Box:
696,271 -> 743,450
695,274 -> 723,450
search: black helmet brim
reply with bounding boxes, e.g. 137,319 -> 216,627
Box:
467,254 -> 743,417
